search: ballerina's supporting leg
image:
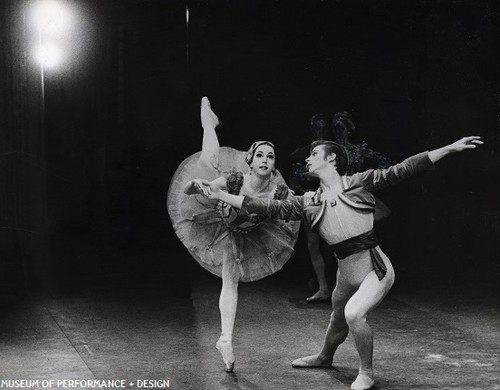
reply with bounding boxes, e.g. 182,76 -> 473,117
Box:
216,258 -> 238,372
200,97 -> 221,167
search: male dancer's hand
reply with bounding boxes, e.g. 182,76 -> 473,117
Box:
447,136 -> 483,152
428,136 -> 483,163
203,185 -> 244,210
202,182 -> 222,200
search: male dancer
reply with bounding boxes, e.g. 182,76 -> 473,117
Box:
197,135 -> 482,390
290,112 -> 392,303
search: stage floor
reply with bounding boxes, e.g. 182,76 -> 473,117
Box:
0,274 -> 498,390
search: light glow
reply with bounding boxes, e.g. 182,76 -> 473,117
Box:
34,43 -> 63,68
32,0 -> 73,34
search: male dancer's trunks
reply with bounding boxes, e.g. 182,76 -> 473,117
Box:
313,194 -> 386,279
331,230 -> 386,280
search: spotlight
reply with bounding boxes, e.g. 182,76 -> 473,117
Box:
31,0 -> 73,35
34,43 -> 63,68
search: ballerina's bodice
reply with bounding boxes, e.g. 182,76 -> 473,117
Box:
215,171 -> 289,234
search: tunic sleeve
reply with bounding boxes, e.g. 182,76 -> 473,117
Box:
350,151 -> 434,192
240,194 -> 305,221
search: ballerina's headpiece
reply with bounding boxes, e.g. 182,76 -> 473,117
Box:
245,141 -> 276,166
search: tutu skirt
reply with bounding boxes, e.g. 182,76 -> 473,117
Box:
167,147 -> 300,282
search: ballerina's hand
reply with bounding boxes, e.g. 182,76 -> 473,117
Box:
185,179 -> 212,196
448,136 -> 483,152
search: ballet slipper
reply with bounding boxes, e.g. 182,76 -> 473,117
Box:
350,373 -> 375,390
291,354 -> 332,368
201,97 -> 220,129
305,290 -> 331,303
216,338 -> 235,372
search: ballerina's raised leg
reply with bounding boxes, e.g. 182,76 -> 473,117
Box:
200,96 -> 221,168
199,97 -> 237,372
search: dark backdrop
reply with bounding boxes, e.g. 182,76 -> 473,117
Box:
1,0 -> 499,299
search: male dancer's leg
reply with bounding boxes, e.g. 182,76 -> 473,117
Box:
292,270 -> 357,368
304,222 -> 330,302
344,261 -> 395,389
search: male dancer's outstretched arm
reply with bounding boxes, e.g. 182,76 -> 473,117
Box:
205,136 -> 482,213
353,136 -> 482,191
208,186 -> 306,220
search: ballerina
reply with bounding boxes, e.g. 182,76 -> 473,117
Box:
167,97 -> 300,372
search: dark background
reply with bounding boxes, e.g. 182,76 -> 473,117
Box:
1,0 -> 499,300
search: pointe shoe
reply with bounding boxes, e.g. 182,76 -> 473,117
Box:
291,354 -> 332,368
201,97 -> 220,128
350,374 -> 375,390
216,339 -> 235,372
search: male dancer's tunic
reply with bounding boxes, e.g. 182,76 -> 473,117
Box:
240,152 -> 434,277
